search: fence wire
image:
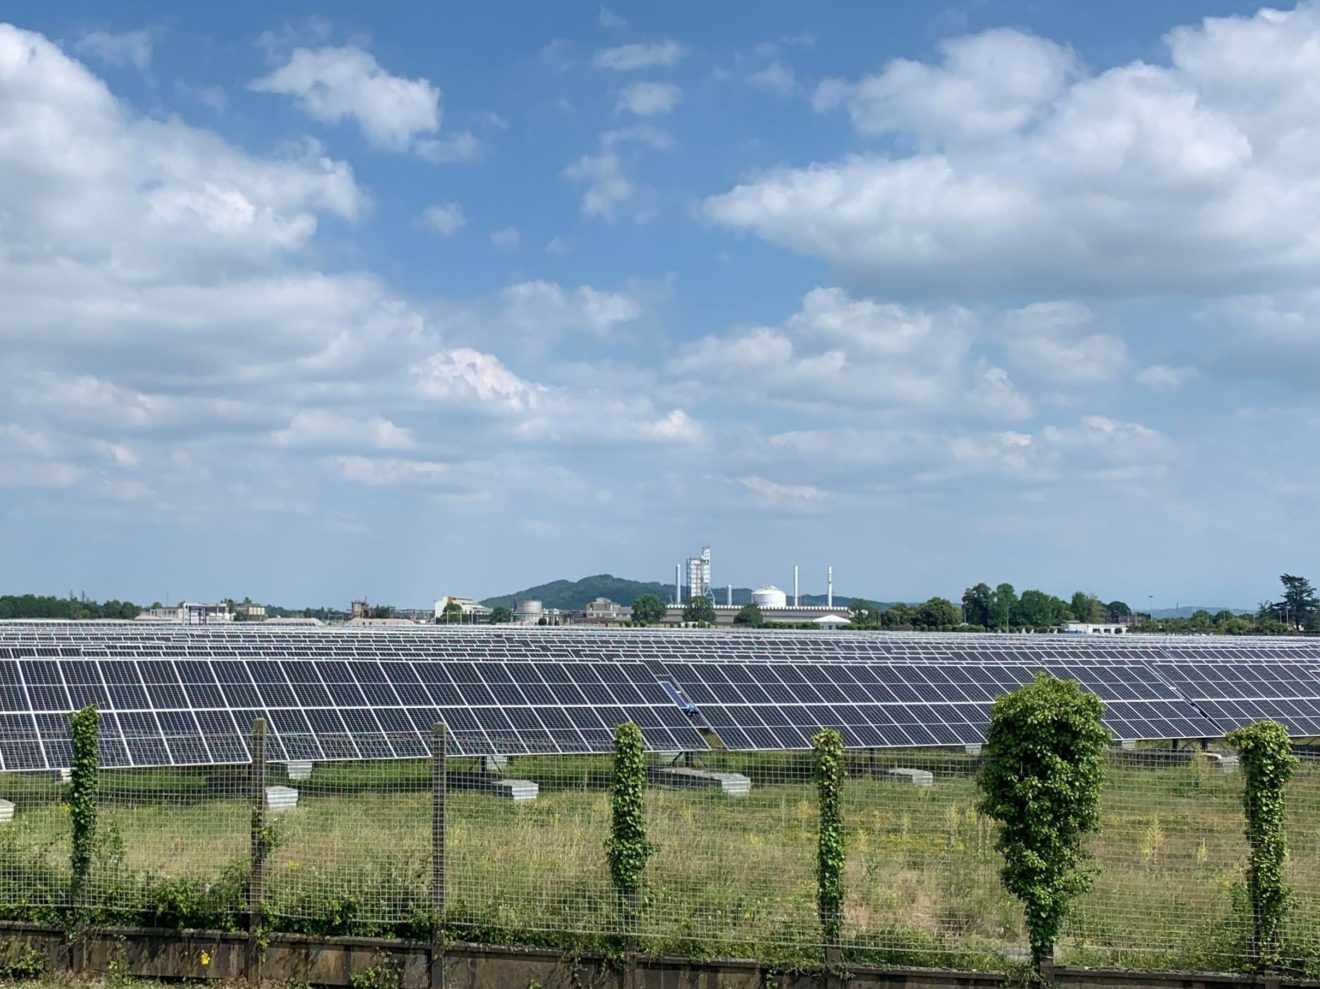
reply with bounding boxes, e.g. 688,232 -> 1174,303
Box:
7,729 -> 1320,972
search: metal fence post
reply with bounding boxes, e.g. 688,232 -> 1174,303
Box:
248,719 -> 268,986
431,721 -> 448,989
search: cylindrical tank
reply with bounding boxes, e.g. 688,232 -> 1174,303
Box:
514,600 -> 544,623
751,586 -> 787,609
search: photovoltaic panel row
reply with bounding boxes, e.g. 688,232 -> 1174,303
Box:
1151,661 -> 1320,737
0,657 -> 708,771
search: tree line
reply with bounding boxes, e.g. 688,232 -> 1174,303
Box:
0,594 -> 140,621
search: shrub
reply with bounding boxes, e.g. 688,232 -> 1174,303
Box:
978,674 -> 1108,968
1226,720 -> 1296,969
68,706 -> 99,916
606,722 -> 651,912
812,728 -> 845,948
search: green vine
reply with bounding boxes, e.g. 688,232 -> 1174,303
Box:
68,705 -> 100,922
606,721 -> 651,928
978,674 -> 1108,969
1226,720 -> 1296,970
811,728 -> 845,948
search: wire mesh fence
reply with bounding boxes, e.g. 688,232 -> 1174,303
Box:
6,725 -> 1320,973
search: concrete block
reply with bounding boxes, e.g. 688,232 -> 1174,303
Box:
963,743 -> 982,756
649,766 -> 752,797
266,785 -> 299,812
286,760 -> 313,781
886,768 -> 934,788
0,799 -> 13,823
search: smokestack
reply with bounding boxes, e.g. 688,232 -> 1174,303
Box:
727,584 -> 732,607
793,566 -> 799,608
675,564 -> 681,606
827,566 -> 833,609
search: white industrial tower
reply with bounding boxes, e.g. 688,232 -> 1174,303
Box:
685,546 -> 712,602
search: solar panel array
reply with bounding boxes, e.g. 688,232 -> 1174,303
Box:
1,623 -> 1319,770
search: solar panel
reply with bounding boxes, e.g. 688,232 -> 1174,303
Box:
5,622 -> 1320,768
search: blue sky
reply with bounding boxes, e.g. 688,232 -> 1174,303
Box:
0,1 -> 1315,610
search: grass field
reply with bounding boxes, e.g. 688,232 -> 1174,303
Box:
2,749 -> 1320,973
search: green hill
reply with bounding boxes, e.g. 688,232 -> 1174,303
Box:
482,575 -> 674,611
482,574 -> 869,611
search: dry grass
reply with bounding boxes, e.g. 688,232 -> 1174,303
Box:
4,751 -> 1320,970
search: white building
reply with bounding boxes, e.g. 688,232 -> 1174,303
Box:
1064,622 -> 1127,635
135,602 -> 232,624
434,596 -> 493,622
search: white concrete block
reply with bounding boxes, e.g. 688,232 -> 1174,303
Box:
266,785 -> 299,812
0,799 -> 14,823
286,760 -> 313,781
886,768 -> 934,788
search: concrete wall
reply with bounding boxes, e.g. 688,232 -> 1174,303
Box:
0,922 -> 1307,989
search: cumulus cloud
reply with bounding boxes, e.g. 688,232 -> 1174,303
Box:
594,40 -> 685,70
616,81 -> 681,116
671,286 -> 1030,420
708,6 -> 1320,297
1136,364 -> 1197,391
418,202 -> 465,236
251,45 -> 440,151
1001,302 -> 1129,384
563,151 -> 633,217
748,62 -> 795,95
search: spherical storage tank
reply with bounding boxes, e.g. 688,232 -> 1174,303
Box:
751,586 -> 787,609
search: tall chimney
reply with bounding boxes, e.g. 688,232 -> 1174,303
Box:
827,566 -> 833,609
793,566 -> 799,608
675,564 -> 681,606
727,584 -> 732,607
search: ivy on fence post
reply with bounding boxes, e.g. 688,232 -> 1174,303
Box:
68,706 -> 99,924
1226,720 -> 1296,970
812,728 -> 846,952
978,674 -> 1107,971
607,721 -> 651,936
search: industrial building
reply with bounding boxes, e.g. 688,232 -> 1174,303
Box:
434,596 -> 493,623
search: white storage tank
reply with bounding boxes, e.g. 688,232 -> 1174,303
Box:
514,600 -> 544,624
751,586 -> 787,609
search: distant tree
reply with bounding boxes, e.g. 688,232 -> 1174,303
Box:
734,603 -> 765,627
991,583 -> 1018,631
962,583 -> 994,628
1105,600 -> 1132,624
882,603 -> 915,629
1018,589 -> 1069,628
683,597 -> 716,624
631,594 -> 667,626
440,602 -> 464,624
849,598 -> 877,627
488,605 -> 513,624
1069,591 -> 1104,624
1279,574 -> 1319,630
1189,609 -> 1214,633
915,597 -> 960,629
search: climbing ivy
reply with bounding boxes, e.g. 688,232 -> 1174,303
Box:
68,706 -> 100,917
1226,720 -> 1296,969
606,722 -> 651,900
812,728 -> 845,948
978,674 -> 1108,969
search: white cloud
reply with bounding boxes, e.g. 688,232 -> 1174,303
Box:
273,409 -> 414,450
616,81 -> 681,116
414,131 -> 481,163
748,62 -> 795,95
1002,302 -> 1129,384
413,348 -> 543,412
251,45 -> 440,151
735,475 -> 828,505
813,29 -> 1077,145
499,281 -> 643,336
418,202 -> 465,236
1136,364 -> 1197,391
563,151 -> 633,217
74,29 -> 153,71
489,226 -> 520,250
709,7 -> 1320,298
599,7 -> 627,29
545,235 -> 573,256
594,41 -> 685,71
671,286 -> 1030,420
